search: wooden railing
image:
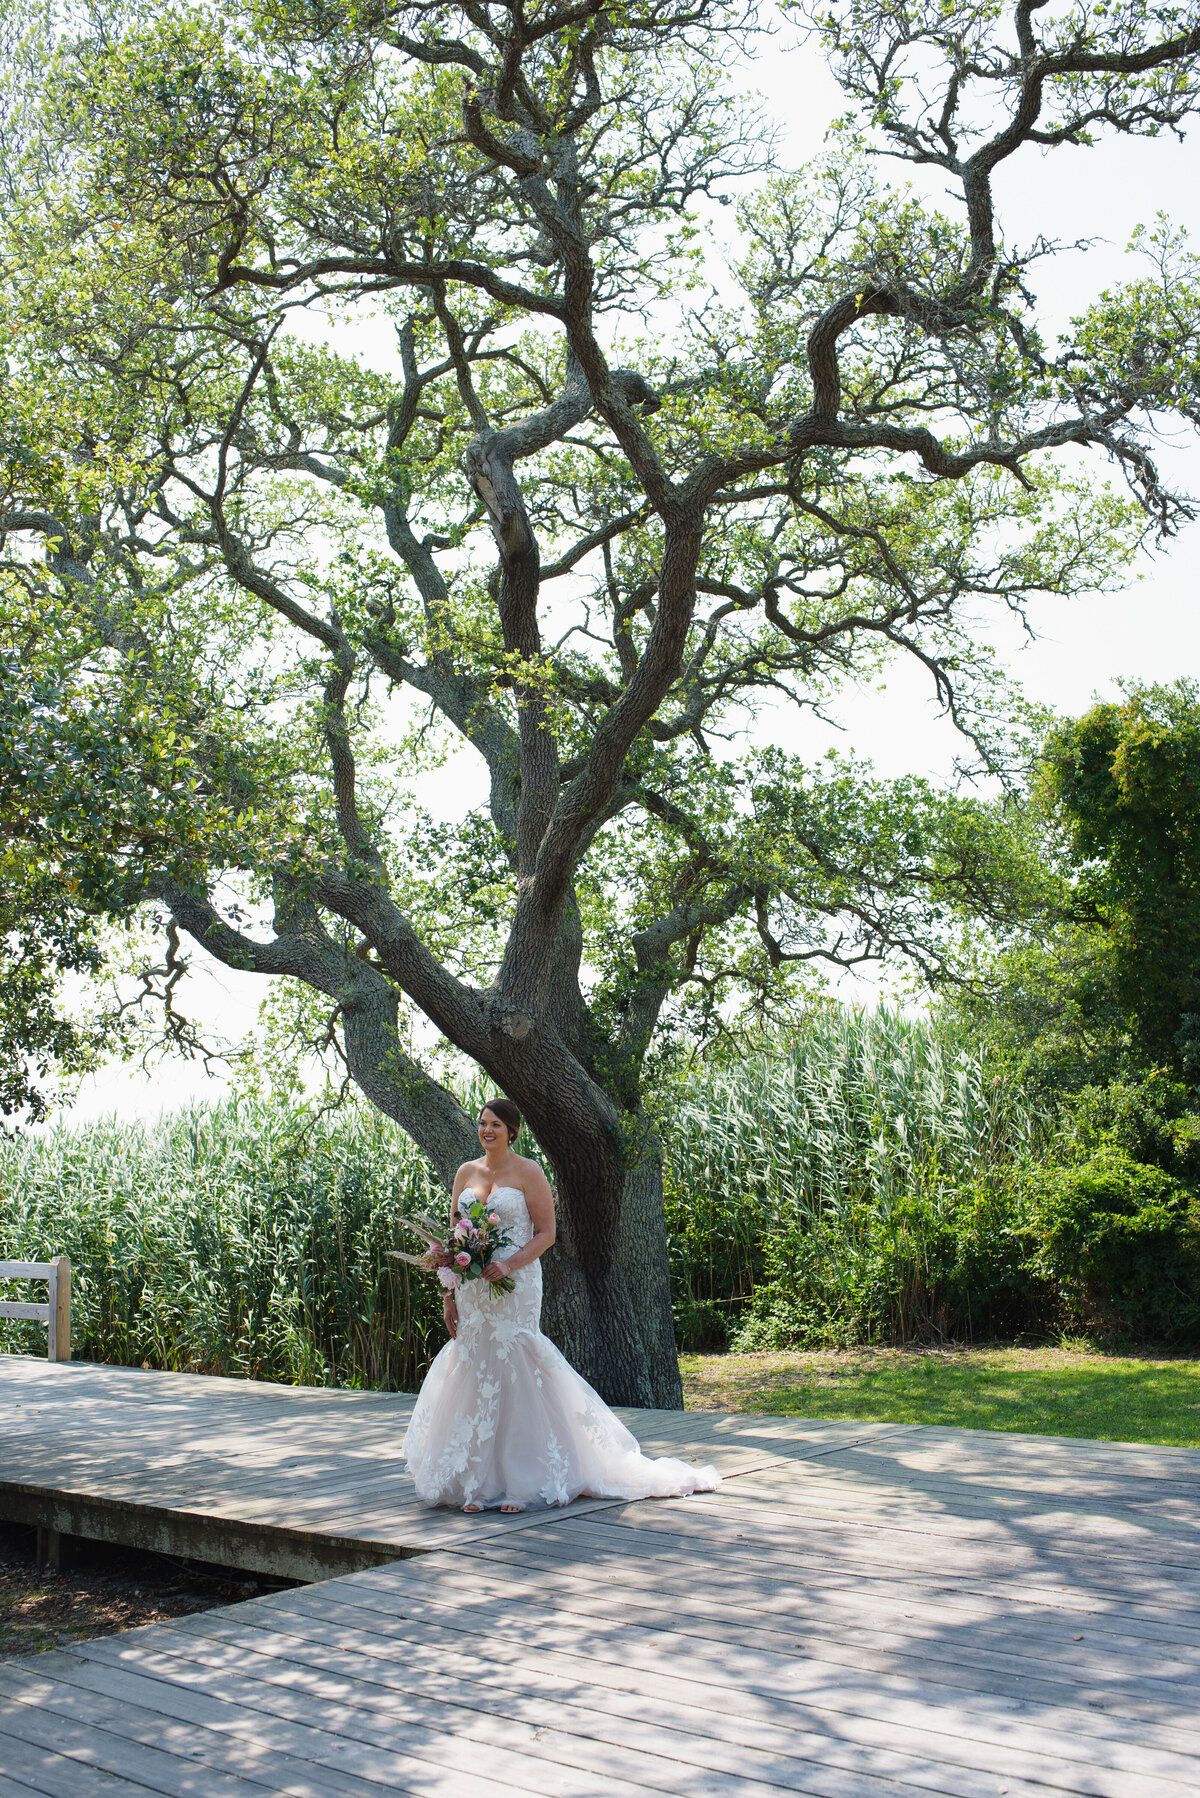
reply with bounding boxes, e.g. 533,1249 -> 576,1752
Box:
0,1257 -> 72,1360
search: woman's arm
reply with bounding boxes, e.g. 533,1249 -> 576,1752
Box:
483,1162 -> 556,1279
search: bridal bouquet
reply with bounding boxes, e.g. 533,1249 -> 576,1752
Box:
389,1195 -> 516,1297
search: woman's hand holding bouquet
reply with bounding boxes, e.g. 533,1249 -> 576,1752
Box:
389,1196 -> 517,1297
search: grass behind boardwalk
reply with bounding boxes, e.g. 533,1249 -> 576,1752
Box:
680,1347 -> 1200,1448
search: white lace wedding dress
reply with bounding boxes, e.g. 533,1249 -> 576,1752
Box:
403,1184 -> 721,1510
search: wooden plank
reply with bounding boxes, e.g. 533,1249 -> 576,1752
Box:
812,1447 -> 1200,1497
49,1259 -> 70,1363
152,1580 -> 1200,1797
573,1502 -> 1200,1594
500,1506 -> 1200,1605
578,1515 -> 1200,1610
749,1468 -> 1200,1512
721,1443 -> 1200,1487
0,1262 -> 54,1279
328,1553 -> 1200,1701
345,1543 -> 1200,1715
6,1648 -> 695,1798
127,1603 -> 1124,1798
750,1468 -> 1200,1520
0,1302 -> 49,1322
471,1542 -> 1200,1657
712,1452 -> 1200,1505
660,1492 -> 1200,1564
250,1573 -> 1194,1788
844,1420 -> 1200,1460
723,1450 -> 1200,1489
456,1512 -> 1200,1632
695,1482 -> 1200,1545
62,1633 -> 904,1798
295,1558 -> 1200,1751
6,1347 -> 1200,1798
0,1434 -> 403,1474
0,1667 -> 292,1798
0,1728 -> 175,1798
71,1620 -> 1078,1798
170,1575 -> 1200,1754
309,1559 -> 1200,1688
0,1658 -> 552,1798
429,1531 -> 1200,1668
608,1479 -> 1200,1552
437,1513 -> 1200,1635
0,1404 -> 413,1439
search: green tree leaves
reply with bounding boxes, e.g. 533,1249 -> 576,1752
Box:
1044,680 -> 1200,1075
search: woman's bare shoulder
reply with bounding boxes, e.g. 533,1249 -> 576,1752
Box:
516,1154 -> 552,1189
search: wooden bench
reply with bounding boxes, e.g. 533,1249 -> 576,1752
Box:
0,1258 -> 72,1362
1,1259 -> 73,1566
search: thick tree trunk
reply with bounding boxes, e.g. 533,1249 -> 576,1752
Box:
528,1110 -> 682,1409
614,1145 -> 682,1408
339,964 -> 480,1183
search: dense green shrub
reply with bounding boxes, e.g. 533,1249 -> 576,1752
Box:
946,687 -> 1200,1109
1021,1151 -> 1200,1345
1060,1070 -> 1200,1183
730,1181 -> 1041,1350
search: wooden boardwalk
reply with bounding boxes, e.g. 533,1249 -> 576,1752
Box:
0,1357 -> 874,1570
2,1356 -> 1200,1795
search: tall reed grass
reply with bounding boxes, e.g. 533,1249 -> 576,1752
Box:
661,1006 -> 1048,1346
0,1008 -> 1050,1381
0,1100 -> 446,1387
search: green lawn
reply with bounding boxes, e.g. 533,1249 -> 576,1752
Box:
678,1345 -> 1200,1447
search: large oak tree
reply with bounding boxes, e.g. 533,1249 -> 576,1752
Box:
1,0 -> 1198,1401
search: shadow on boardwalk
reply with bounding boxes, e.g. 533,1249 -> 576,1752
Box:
1,1353 -> 1198,1796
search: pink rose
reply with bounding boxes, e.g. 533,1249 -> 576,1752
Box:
488,1213 -> 501,1226
455,1251 -> 471,1267
453,1219 -> 470,1238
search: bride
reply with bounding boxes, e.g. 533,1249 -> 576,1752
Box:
403,1097 -> 720,1513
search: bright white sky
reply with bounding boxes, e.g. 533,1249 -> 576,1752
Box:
59,16 -> 1200,1126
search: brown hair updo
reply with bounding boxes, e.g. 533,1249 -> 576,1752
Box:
480,1096 -> 522,1144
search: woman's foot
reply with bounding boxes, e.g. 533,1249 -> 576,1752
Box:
462,1501 -> 483,1513
500,1503 -> 525,1514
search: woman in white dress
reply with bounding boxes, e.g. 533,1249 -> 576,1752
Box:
403,1097 -> 720,1513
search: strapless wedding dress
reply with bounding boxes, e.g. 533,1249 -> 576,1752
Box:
403,1184 -> 720,1510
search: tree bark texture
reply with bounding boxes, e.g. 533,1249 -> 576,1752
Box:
436,1010 -> 680,1406
538,1133 -> 681,1409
